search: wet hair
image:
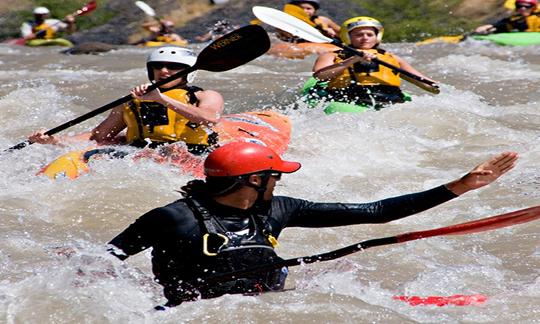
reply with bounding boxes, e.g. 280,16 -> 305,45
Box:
180,177 -> 245,198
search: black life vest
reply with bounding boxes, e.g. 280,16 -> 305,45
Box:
165,198 -> 287,306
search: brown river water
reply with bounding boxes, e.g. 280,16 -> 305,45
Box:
0,39 -> 539,323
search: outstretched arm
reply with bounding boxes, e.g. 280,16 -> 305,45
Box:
288,152 -> 518,227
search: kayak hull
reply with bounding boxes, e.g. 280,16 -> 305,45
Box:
143,40 -> 188,47
472,32 -> 540,46
39,110 -> 291,180
26,38 -> 74,47
268,42 -> 339,59
301,77 -> 411,115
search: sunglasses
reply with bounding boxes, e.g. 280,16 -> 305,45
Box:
148,62 -> 188,70
268,172 -> 282,180
516,3 -> 534,8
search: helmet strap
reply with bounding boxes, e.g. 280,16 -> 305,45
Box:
239,173 -> 272,205
254,173 -> 272,206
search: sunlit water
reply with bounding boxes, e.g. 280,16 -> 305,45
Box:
0,39 -> 539,323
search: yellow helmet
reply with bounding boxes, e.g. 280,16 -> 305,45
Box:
339,16 -> 384,45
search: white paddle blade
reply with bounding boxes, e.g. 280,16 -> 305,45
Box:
252,6 -> 332,44
135,1 -> 156,17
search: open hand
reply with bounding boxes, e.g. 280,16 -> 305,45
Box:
446,151 -> 518,195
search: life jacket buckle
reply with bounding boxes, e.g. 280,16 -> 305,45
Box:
202,233 -> 229,256
267,234 -> 279,248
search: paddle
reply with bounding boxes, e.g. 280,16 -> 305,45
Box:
415,34 -> 467,45
283,4 -> 316,27
135,1 -> 161,21
192,205 -> 540,286
7,1 -> 97,46
416,30 -> 500,46
135,1 -> 157,18
252,6 -> 440,94
5,25 -> 271,151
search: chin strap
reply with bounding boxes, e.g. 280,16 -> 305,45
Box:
240,173 -> 272,206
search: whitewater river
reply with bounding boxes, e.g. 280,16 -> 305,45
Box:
0,38 -> 539,323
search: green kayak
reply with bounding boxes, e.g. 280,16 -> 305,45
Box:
26,38 -> 73,47
471,32 -> 540,46
301,77 -> 411,115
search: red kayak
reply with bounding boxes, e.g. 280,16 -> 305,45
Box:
38,110 -> 292,180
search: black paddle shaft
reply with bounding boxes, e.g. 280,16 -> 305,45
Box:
6,25 -> 270,152
189,236 -> 398,288
335,40 -> 438,87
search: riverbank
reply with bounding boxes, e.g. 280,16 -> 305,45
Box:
0,0 -> 509,44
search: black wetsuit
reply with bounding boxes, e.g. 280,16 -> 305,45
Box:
109,185 -> 457,305
491,13 -> 540,33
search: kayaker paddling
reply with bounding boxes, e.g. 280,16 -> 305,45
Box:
108,142 -> 517,307
20,6 -> 76,45
29,47 -> 224,155
311,16 -> 438,108
287,0 -> 340,38
475,0 -> 540,34
133,19 -> 188,46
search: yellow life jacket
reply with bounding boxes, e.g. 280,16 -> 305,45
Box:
123,87 -> 212,146
524,13 -> 540,31
156,35 -> 175,43
32,22 -> 55,39
506,13 -> 540,32
327,48 -> 401,89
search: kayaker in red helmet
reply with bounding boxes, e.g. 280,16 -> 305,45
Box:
108,141 -> 517,307
475,0 -> 540,34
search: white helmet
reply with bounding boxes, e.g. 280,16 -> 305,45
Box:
33,7 -> 50,15
146,47 -> 197,82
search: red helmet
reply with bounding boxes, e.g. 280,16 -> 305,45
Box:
204,142 -> 301,177
516,0 -> 538,7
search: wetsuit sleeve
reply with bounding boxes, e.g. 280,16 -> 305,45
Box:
286,185 -> 458,227
492,18 -> 511,33
108,207 -> 169,260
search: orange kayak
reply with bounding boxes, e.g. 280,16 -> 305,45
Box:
38,110 -> 292,180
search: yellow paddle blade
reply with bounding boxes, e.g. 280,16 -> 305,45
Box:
416,35 -> 465,45
37,150 -> 89,180
250,18 -> 262,25
283,4 -> 316,27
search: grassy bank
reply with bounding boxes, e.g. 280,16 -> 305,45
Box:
356,0 -> 478,42
0,0 -> 498,43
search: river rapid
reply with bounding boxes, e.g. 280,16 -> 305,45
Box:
0,39 -> 539,323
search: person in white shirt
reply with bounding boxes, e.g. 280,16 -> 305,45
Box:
20,6 -> 76,41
